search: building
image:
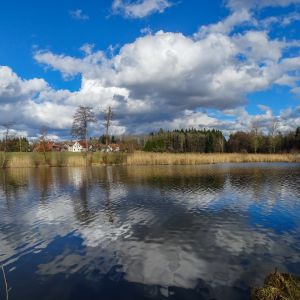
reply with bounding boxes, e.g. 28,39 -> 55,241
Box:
101,144 -> 120,152
68,141 -> 88,152
52,143 -> 69,152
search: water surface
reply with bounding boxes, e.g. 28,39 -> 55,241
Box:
1,164 -> 300,300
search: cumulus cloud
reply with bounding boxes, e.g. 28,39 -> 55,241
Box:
112,0 -> 173,18
33,27 -> 300,134
0,66 -> 76,138
0,66 -> 48,103
2,3 -> 300,138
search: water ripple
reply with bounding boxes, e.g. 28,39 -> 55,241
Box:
0,164 -> 300,300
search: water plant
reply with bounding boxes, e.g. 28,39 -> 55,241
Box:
251,270 -> 300,300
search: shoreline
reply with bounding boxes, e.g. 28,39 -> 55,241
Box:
0,152 -> 300,168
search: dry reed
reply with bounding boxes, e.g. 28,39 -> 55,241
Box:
126,152 -> 300,166
0,151 -> 299,168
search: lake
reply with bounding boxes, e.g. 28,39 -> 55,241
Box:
0,163 -> 300,300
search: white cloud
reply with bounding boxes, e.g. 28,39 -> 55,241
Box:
0,66 -> 48,103
233,31 -> 284,62
197,9 -> 253,37
2,4 -> 300,138
34,50 -> 105,79
22,100 -> 75,129
0,67 -> 76,137
31,21 -> 300,134
261,12 -> 300,28
227,0 -> 300,11
112,0 -> 173,18
69,9 -> 89,21
79,43 -> 95,55
291,86 -> 300,96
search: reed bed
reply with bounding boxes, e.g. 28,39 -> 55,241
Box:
126,152 -> 300,165
0,152 -> 90,168
0,151 -> 299,168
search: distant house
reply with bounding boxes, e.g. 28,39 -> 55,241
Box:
61,144 -> 70,152
101,144 -> 120,152
52,143 -> 69,152
68,141 -> 88,152
111,144 -> 120,152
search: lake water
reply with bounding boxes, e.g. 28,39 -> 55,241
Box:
0,164 -> 300,300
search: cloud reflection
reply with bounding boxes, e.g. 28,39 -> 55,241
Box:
0,164 -> 300,299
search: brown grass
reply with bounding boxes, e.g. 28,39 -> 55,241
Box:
0,151 -> 299,168
0,152 -> 90,168
126,152 -> 300,166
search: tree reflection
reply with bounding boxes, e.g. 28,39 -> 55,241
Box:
0,169 -> 28,207
72,168 -> 96,224
104,167 -> 115,224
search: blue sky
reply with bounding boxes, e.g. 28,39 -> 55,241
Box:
0,0 -> 300,139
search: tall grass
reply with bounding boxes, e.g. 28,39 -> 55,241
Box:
0,151 -> 299,168
126,152 -> 300,165
0,152 -> 127,168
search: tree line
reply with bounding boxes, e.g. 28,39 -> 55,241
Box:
144,127 -> 300,153
1,126 -> 300,154
144,128 -> 225,153
0,137 -> 31,152
1,104 -> 300,154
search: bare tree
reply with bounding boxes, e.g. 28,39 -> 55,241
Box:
269,119 -> 279,153
39,126 -> 48,163
216,136 -> 225,153
250,123 -> 260,153
103,106 -> 113,148
71,106 -> 96,152
19,136 -> 22,153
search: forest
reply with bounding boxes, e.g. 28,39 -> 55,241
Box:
144,127 -> 300,153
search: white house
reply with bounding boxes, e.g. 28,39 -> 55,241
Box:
68,141 -> 87,152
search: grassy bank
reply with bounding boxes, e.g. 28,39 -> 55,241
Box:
0,151 -> 299,168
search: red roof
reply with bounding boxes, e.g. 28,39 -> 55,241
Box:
78,141 -> 88,148
110,144 -> 120,150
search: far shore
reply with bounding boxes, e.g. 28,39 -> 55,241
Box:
0,151 -> 300,168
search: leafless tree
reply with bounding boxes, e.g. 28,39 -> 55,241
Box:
39,126 -> 48,163
71,106 -> 96,152
19,136 -> 22,153
216,136 -> 225,153
269,119 -> 279,153
250,123 -> 261,153
103,106 -> 113,148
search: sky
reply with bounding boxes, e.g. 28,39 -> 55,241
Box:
0,0 -> 300,140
